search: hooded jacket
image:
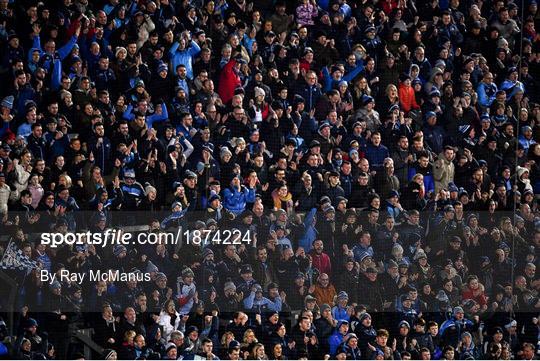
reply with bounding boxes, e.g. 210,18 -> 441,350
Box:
439,314 -> 475,348
516,166 -> 533,194
158,310 -> 182,341
328,320 -> 348,356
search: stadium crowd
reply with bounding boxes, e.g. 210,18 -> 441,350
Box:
0,0 -> 539,359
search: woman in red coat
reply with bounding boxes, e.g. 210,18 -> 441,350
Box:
218,58 -> 243,104
398,74 -> 420,114
461,275 -> 488,312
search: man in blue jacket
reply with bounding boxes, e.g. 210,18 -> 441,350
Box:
439,306 -> 477,348
500,67 -> 525,100
476,72 -> 498,111
332,291 -> 350,322
329,320 -> 350,356
169,30 -> 201,80
297,70 -> 322,111
31,22 -> 80,91
423,111 -> 446,155
223,175 -> 256,216
27,123 -> 47,160
365,132 -> 389,173
87,122 -> 113,175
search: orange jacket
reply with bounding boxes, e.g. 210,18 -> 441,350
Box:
398,83 -> 420,113
313,284 -> 337,306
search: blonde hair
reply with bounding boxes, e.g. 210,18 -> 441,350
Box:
386,84 -> 398,97
251,343 -> 267,360
412,173 -> 424,183
242,329 -> 258,344
391,244 -> 404,258
232,137 -> 246,147
58,173 -> 73,188
124,330 -> 136,342
220,331 -> 235,347
59,90 -> 72,101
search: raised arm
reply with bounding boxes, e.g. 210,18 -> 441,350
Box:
50,59 -> 62,91
57,35 -> 79,61
146,103 -> 169,128
169,41 -> 180,57
322,66 -> 332,93
32,35 -> 43,53
188,40 -> 201,57
343,61 -> 364,82
243,291 -> 255,309
122,104 -> 135,121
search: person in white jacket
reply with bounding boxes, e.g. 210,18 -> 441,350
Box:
11,151 -> 32,201
158,299 -> 184,341
177,267 -> 197,314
